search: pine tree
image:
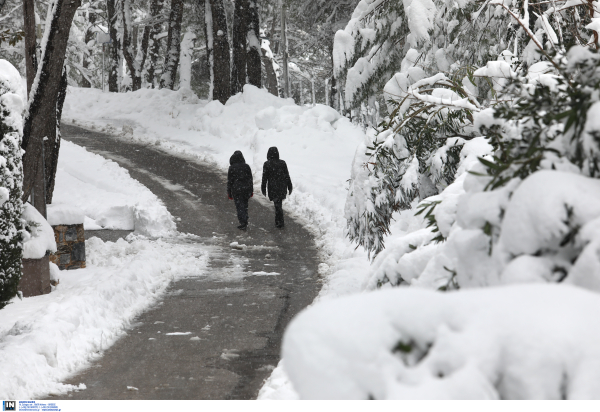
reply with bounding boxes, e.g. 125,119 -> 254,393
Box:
0,60 -> 24,309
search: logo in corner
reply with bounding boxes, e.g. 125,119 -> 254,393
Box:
2,401 -> 15,411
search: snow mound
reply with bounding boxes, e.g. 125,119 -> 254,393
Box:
22,203 -> 57,259
283,284 -> 600,399
54,141 -> 175,236
47,204 -> 85,226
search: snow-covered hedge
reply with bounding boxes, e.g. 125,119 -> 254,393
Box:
0,60 -> 25,308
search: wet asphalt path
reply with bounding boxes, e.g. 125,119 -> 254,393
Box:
50,124 -> 322,400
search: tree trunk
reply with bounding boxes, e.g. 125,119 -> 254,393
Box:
121,0 -> 142,90
329,54 -> 339,110
246,0 -> 261,88
280,0 -> 289,98
44,66 -> 68,204
204,0 -> 214,99
146,0 -> 165,87
139,0 -> 161,86
23,0 -> 37,95
81,12 -> 96,88
261,46 -> 278,96
22,0 -> 82,202
179,29 -> 196,89
208,0 -> 230,104
269,4 -> 278,55
231,0 -> 248,95
160,0 -> 184,90
107,0 -> 120,92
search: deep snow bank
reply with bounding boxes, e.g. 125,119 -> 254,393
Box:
54,141 -> 175,236
283,284 -> 600,399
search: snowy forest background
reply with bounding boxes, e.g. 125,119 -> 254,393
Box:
0,0 -> 357,105
3,0 -> 600,400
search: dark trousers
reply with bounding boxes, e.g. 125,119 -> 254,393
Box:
234,196 -> 249,226
274,198 -> 284,227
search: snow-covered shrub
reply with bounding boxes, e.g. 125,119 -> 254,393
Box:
283,284 -> 600,399
0,60 -> 25,308
359,44 -> 600,291
344,0 -> 598,259
345,57 -> 481,255
480,47 -> 600,188
278,1 -> 600,402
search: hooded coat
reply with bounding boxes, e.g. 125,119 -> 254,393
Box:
227,151 -> 253,199
261,147 -> 292,201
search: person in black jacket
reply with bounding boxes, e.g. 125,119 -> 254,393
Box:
261,147 -> 293,228
227,150 -> 253,230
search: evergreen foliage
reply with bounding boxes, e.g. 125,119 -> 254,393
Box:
346,73 -> 478,255
343,0 -> 596,258
0,61 -> 24,309
480,47 -> 600,190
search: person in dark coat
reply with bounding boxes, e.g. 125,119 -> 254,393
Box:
227,150 -> 253,230
261,147 -> 293,228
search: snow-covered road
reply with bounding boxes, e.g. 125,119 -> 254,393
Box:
48,125 -> 322,399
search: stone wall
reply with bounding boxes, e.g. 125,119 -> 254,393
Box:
50,223 -> 86,270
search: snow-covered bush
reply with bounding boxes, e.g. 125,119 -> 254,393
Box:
350,41 -> 600,296
345,59 -> 481,254
283,284 -> 600,399
343,0 -> 598,259
0,60 -> 24,308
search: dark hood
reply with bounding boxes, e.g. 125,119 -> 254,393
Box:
230,150 -> 246,165
267,147 -> 279,160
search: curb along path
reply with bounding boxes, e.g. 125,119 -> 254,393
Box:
51,124 -> 321,400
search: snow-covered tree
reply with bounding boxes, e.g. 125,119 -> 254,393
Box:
145,0 -> 166,88
247,0 -> 261,87
343,0 -> 594,257
0,60 -> 24,308
231,0 -> 249,95
22,0 -> 82,204
205,0 -> 231,103
160,0 -> 184,89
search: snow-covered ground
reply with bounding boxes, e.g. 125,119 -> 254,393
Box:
62,85 -> 373,398
0,142 -> 209,399
59,84 -> 600,400
63,85 -> 372,301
